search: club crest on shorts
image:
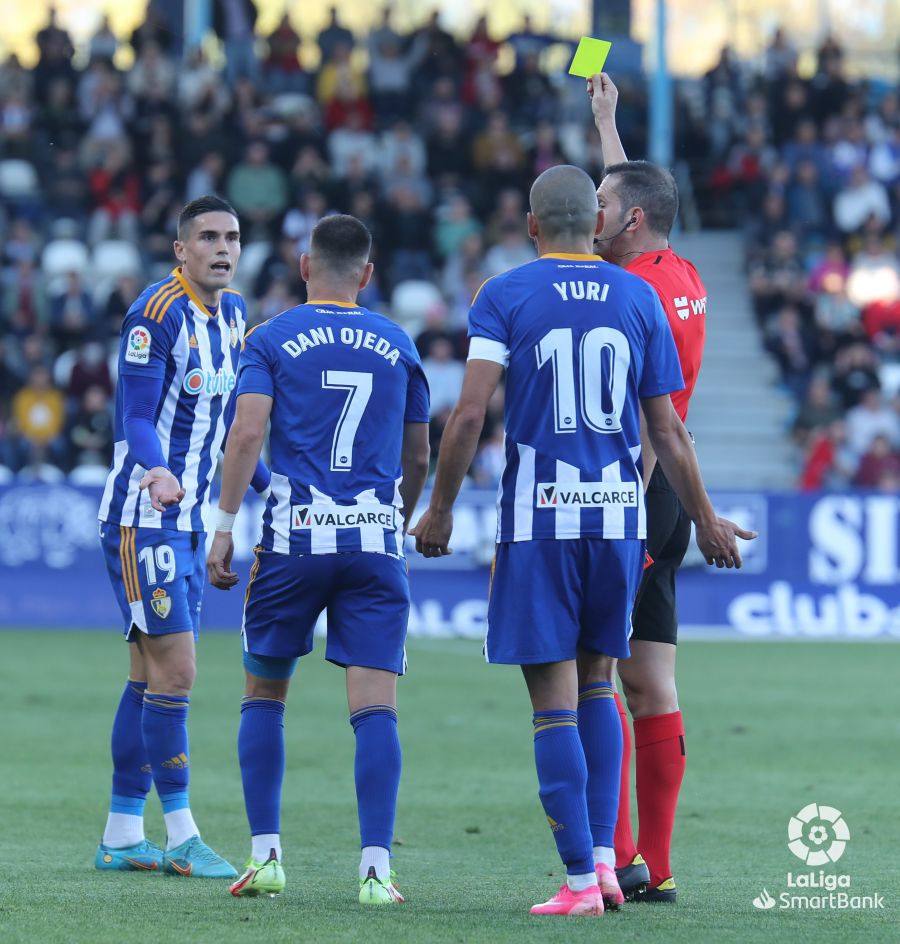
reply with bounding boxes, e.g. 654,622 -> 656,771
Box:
151,587 -> 171,619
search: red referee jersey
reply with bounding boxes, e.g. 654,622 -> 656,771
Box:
626,248 -> 707,422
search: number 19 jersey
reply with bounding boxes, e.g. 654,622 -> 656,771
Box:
236,301 -> 430,557
467,253 -> 683,543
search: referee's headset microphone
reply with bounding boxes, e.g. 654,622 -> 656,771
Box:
527,212 -> 636,251
594,215 -> 638,245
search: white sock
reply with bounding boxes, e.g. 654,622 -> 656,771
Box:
359,846 -> 391,881
251,833 -> 281,863
102,813 -> 144,848
593,845 -> 616,868
164,808 -> 199,849
567,871 -> 598,892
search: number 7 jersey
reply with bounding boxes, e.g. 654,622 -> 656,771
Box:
236,301 -> 430,556
467,253 -> 684,542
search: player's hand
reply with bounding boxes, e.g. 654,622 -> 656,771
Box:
695,517 -> 757,569
410,507 -> 454,558
587,72 -> 618,126
139,466 -> 185,512
207,531 -> 239,590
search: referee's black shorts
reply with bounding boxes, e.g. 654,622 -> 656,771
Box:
631,464 -> 692,645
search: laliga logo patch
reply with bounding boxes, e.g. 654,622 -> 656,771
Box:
230,318 -> 239,348
124,327 -> 151,364
150,587 -> 171,619
788,803 -> 849,865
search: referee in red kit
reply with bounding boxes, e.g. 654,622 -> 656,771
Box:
588,72 -> 709,904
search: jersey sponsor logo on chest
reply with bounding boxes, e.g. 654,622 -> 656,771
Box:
182,366 -> 236,396
673,295 -> 707,320
537,481 -> 638,509
291,502 -> 398,530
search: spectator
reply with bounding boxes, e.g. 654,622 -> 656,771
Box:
834,165 -> 891,234
793,374 -> 841,444
854,434 -> 900,487
763,27 -> 797,82
317,7 -> 355,64
483,221 -> 535,278
831,343 -> 881,410
66,384 -> 114,469
89,14 -> 119,64
434,193 -> 481,261
845,389 -> 900,459
264,13 -> 305,93
49,271 -> 96,350
2,259 -> 49,335
212,0 -> 259,86
507,14 -> 553,73
368,15 -> 424,123
10,365 -> 66,471
764,305 -> 818,398
422,335 -> 465,414
799,419 -> 853,490
66,342 -> 113,400
226,141 -> 289,237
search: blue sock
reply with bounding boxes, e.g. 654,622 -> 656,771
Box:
577,683 -> 622,849
238,697 -> 286,836
533,710 -> 594,876
110,679 -> 151,815
142,692 -> 191,813
350,706 -> 401,852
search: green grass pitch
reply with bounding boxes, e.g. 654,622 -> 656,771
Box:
0,631 -> 897,943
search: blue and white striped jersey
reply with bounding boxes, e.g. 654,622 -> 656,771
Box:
467,253 -> 684,543
236,300 -> 430,557
98,268 -> 246,533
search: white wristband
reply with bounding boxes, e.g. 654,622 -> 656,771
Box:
215,509 -> 237,533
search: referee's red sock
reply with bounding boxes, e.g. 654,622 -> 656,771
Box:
612,693 -> 638,868
634,711 -> 686,888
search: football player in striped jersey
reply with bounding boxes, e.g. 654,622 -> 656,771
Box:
95,195 -> 269,878
206,215 -> 430,902
412,165 -> 752,916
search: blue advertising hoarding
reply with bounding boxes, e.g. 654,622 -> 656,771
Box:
0,484 -> 897,639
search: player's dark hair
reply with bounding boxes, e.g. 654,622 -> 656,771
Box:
309,214 -> 372,272
601,161 -> 679,237
177,195 -> 239,239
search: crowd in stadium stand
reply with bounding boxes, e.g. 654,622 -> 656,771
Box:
718,31 -> 900,490
0,7 -> 897,490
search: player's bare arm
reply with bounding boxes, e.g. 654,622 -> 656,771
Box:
398,422 -> 431,534
412,359 -> 503,557
207,392 -> 272,590
638,407 -> 657,490
588,72 -> 627,165
641,393 -> 756,568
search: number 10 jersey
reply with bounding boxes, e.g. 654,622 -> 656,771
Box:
236,301 -> 430,557
467,253 -> 684,543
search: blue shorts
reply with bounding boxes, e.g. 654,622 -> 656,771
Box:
242,549 -> 410,675
99,523 -> 204,640
485,538 -> 644,665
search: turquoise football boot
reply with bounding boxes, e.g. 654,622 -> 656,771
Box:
163,835 -> 238,878
95,839 -> 165,872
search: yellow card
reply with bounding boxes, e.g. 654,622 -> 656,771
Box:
568,37 -> 612,78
